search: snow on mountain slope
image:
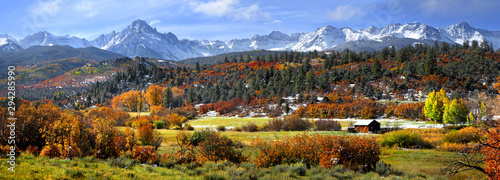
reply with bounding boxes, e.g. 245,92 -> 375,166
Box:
9,20 -> 500,60
0,34 -> 21,52
19,31 -> 92,49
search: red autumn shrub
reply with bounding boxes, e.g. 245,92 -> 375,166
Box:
252,134 -> 380,170
132,145 -> 157,163
199,98 -> 244,115
483,127 -> 500,180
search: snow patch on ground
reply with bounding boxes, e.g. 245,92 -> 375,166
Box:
205,111 -> 219,117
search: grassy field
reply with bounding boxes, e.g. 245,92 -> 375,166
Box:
380,148 -> 488,180
186,117 -> 271,129
148,129 -> 348,145
0,148 -> 487,179
105,115 -> 487,179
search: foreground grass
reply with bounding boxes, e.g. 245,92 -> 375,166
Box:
0,154 -> 191,179
380,148 -> 487,180
0,148 -> 487,179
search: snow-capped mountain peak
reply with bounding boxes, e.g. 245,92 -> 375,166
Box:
19,31 -> 91,48
0,34 -> 18,46
6,20 -> 500,60
0,34 -> 21,52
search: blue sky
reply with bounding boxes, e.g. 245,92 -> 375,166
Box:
1,0 -> 499,41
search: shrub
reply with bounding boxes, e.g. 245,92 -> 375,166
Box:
241,123 -> 259,132
183,123 -> 195,131
131,146 -> 157,163
290,163 -> 307,176
380,130 -> 423,148
40,143 -> 62,158
108,156 -> 138,168
233,126 -> 242,132
153,119 -> 166,129
216,125 -> 226,131
172,107 -> 198,120
252,134 -> 380,170
167,113 -> 187,129
114,133 -> 128,153
124,128 -> 136,151
190,130 -> 215,146
373,161 -> 402,176
265,115 -> 312,131
442,126 -> 483,144
137,123 -> 163,149
314,120 -> 342,131
197,132 -> 246,163
177,130 -> 246,164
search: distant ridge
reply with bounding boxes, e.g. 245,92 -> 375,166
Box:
0,45 -> 125,66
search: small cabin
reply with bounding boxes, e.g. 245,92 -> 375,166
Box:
354,120 -> 380,133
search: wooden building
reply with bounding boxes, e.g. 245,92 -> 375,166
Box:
354,120 -> 380,133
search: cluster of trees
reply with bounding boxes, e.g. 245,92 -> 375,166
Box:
0,100 -> 166,160
423,89 -> 492,124
62,40 -> 498,116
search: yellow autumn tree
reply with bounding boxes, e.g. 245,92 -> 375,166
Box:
115,90 -> 144,112
424,89 -> 449,123
443,99 -> 468,124
145,85 -> 163,107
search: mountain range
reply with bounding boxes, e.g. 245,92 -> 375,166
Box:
2,20 -> 500,61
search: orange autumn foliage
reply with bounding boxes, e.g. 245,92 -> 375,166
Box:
111,90 -> 144,112
295,99 -> 382,119
393,102 -> 425,120
145,85 -> 163,106
483,127 -> 500,179
199,98 -> 244,115
252,134 -> 380,170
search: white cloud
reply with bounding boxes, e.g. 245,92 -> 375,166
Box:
76,0 -> 97,17
188,0 -> 271,21
189,0 -> 238,17
270,19 -> 283,24
29,0 -> 62,16
149,20 -> 161,26
327,4 -> 367,21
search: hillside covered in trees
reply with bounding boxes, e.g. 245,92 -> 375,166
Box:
52,40 -> 498,119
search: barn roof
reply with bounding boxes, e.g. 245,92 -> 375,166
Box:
354,120 -> 378,126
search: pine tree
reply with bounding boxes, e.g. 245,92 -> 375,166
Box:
306,70 -> 316,90
162,88 -> 173,108
195,62 -> 201,72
